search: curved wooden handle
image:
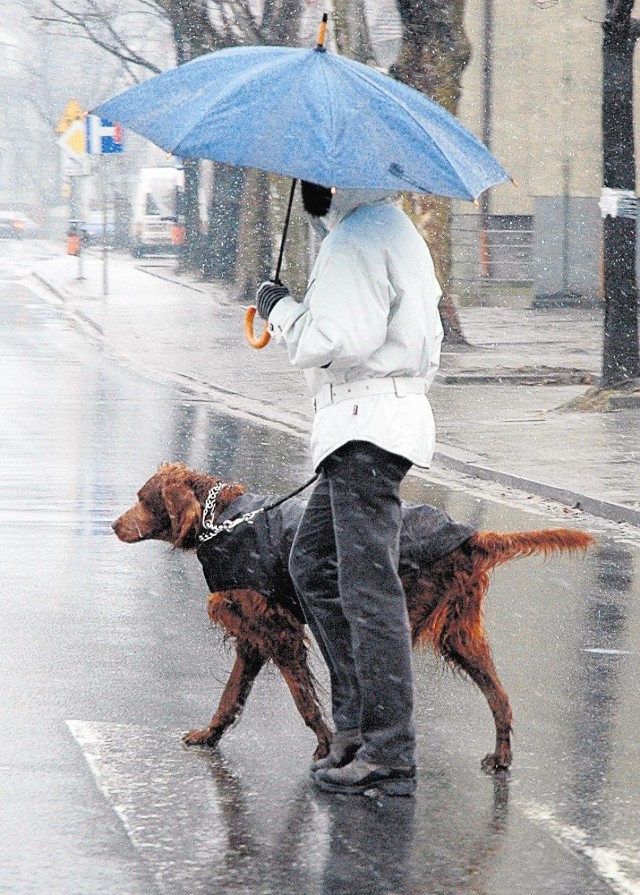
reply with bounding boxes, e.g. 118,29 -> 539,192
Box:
244,306 -> 271,349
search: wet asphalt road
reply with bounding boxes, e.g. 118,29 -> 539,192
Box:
1,247 -> 640,894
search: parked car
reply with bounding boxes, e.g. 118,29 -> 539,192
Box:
82,211 -> 115,245
0,211 -> 39,239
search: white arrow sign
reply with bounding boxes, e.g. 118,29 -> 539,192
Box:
57,119 -> 86,158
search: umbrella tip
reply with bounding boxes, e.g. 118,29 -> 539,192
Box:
316,13 -> 329,51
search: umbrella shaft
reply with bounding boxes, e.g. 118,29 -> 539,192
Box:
274,178 -> 298,284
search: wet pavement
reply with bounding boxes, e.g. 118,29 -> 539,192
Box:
25,239 -> 640,527
1,242 -> 640,894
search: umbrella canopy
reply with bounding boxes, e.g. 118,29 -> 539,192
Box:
94,44 -> 509,202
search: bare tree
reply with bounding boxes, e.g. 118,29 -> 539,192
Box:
27,0 -> 304,282
391,0 -> 471,345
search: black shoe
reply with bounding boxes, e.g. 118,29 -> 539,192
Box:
314,758 -> 416,797
310,728 -> 362,773
311,741 -> 361,773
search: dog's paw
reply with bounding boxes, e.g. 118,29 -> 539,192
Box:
182,728 -> 219,747
312,740 -> 331,761
481,750 -> 512,775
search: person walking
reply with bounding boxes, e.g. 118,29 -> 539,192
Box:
255,181 -> 443,796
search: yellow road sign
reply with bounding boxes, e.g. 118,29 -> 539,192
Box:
56,99 -> 86,135
57,119 -> 86,158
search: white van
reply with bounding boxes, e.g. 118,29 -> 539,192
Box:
131,166 -> 183,257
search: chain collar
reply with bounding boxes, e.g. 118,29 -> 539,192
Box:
199,482 -> 262,545
199,472 -> 319,546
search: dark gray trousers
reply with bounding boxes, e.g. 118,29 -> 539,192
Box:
289,441 -> 415,766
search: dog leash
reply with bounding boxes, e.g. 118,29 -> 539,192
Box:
199,473 -> 319,545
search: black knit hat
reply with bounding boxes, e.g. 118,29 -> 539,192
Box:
301,181 -> 333,218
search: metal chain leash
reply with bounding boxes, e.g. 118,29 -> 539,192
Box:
199,482 -> 262,545
198,474 -> 319,545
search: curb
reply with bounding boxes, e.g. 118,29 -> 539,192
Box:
432,444 -> 640,527
30,266 -> 640,530
435,370 -> 593,386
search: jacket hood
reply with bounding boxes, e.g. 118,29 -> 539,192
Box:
305,186 -> 400,237
325,187 -> 399,230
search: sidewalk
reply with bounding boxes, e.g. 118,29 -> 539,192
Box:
32,245 -> 640,527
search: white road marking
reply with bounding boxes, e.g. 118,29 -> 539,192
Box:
67,720 -> 230,895
519,799 -> 640,895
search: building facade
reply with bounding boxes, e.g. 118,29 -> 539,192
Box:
452,0 -> 639,304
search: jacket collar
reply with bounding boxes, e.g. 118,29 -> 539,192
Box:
325,187 -> 399,230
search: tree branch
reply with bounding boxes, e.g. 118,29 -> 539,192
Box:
34,0 -> 163,73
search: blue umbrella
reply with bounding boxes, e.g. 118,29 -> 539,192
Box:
94,29 -> 508,201
94,19 -> 509,346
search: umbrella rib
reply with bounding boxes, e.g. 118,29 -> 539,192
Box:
163,51 -> 306,159
340,61 -> 501,197
318,59 -> 337,184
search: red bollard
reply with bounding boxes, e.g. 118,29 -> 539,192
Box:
67,223 -> 80,256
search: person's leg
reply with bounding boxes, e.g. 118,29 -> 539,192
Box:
289,473 -> 361,736
325,441 -> 415,768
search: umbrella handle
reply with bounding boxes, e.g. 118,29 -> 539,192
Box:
244,306 -> 271,349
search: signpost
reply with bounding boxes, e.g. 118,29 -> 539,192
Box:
56,104 -> 125,294
57,107 -> 89,280
85,115 -> 125,296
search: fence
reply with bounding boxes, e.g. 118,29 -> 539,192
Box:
451,214 -> 533,300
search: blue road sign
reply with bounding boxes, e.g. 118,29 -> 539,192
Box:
86,115 -> 124,154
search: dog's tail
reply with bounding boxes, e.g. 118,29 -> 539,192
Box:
470,528 -> 596,571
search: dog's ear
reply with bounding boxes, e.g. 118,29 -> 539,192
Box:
161,480 -> 201,549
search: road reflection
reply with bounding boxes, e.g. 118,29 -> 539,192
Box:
566,544 -> 634,835
195,749 -> 513,895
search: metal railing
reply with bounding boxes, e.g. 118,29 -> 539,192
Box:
451,214 -> 533,295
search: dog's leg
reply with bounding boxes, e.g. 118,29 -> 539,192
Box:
273,656 -> 332,761
445,637 -> 513,773
416,559 -> 514,773
182,641 -> 265,747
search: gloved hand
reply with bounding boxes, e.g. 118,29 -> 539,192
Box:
256,280 -> 290,320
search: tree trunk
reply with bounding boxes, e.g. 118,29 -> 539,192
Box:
202,163 -> 245,282
171,17 -> 206,272
238,170 -> 273,303
177,157 -> 203,271
601,1 -> 640,386
391,0 -> 471,345
234,0 -> 304,299
333,0 -> 375,61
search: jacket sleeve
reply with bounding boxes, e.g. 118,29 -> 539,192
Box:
267,234 -> 390,370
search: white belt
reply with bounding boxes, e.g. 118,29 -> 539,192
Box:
313,377 -> 427,412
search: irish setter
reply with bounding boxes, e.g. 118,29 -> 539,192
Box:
112,462 -> 595,772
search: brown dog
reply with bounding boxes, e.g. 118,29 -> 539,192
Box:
112,462 -> 595,772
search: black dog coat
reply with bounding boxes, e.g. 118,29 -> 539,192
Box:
196,493 -> 475,623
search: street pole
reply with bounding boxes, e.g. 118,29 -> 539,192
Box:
479,0 -> 494,279
101,158 -> 109,296
69,177 -> 84,282
601,0 -> 640,387
102,199 -> 109,296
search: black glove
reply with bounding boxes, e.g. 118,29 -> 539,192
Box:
256,280 -> 290,320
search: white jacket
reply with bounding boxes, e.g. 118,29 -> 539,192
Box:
268,189 -> 444,470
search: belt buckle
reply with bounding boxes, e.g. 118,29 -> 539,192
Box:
314,383 -> 334,412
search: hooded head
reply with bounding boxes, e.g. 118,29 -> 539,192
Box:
301,180 -> 399,236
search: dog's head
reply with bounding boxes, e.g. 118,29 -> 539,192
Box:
112,463 -> 244,550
